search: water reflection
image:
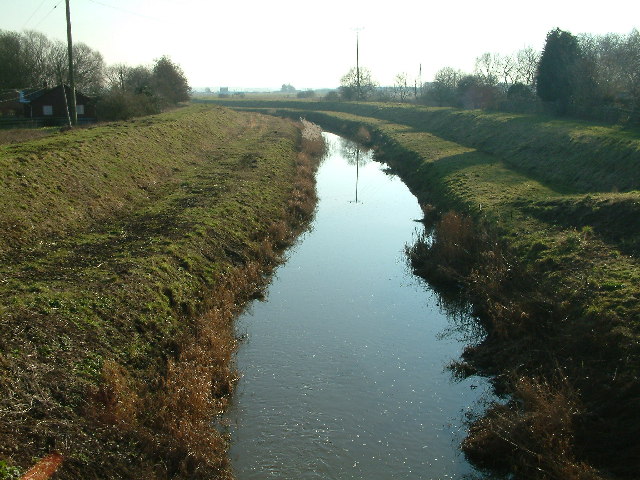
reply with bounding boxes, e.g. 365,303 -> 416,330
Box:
227,133 -> 491,479
433,289 -> 485,347
338,140 -> 372,204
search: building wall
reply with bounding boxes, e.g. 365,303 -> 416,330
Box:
26,86 -> 96,119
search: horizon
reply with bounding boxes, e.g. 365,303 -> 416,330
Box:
4,0 -> 640,90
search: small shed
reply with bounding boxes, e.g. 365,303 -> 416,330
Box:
22,85 -> 96,124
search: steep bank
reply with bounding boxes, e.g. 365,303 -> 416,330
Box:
201,98 -> 640,479
0,106 -> 321,479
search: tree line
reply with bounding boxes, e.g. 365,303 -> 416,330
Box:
339,28 -> 640,124
0,29 -> 190,120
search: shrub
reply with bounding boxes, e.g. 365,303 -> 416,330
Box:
96,92 -> 161,121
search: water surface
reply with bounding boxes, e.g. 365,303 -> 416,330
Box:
227,133 -> 490,479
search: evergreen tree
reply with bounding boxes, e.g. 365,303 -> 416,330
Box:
536,28 -> 581,114
152,56 -> 190,105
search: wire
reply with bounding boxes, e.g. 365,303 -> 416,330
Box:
0,87 -> 52,104
86,0 -> 163,22
32,0 -> 64,30
22,0 -> 49,29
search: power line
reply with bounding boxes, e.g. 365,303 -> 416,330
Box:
0,86 -> 51,104
22,0 -> 48,29
86,0 -> 163,22
32,0 -> 64,30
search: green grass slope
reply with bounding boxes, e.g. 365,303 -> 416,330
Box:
0,105 -> 320,479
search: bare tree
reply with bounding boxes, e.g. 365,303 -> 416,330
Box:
497,54 -> 518,86
0,30 -> 26,88
105,63 -> 131,92
45,40 -> 68,86
393,72 -> 411,101
473,48 -> 539,89
72,43 -> 105,94
515,47 -> 540,88
434,66 -> 463,88
622,29 -> 640,107
21,30 -> 54,88
340,67 -> 377,100
48,40 -> 105,93
424,66 -> 465,106
474,53 -> 499,86
0,29 -> 104,93
578,30 -> 640,109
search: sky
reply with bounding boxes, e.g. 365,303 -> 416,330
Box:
3,0 -> 640,91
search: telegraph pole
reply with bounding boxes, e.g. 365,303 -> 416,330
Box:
356,31 -> 360,100
65,0 -> 77,125
353,27 -> 363,101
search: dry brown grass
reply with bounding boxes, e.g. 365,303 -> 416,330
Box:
0,128 -> 55,145
268,219 -> 291,249
463,375 -> 603,480
87,265 -> 253,479
89,361 -> 139,429
355,125 -> 372,144
84,118 -> 324,480
289,152 -> 318,220
290,119 -> 323,221
407,211 -> 484,286
408,210 -> 550,340
149,299 -> 240,478
407,209 -> 606,479
434,212 -> 477,267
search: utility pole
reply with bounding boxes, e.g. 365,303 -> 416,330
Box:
355,148 -> 360,203
65,0 -> 77,126
354,27 -> 363,101
58,66 -> 72,128
356,31 -> 361,100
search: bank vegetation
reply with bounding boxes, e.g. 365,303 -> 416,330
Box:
0,105 -> 323,479
203,97 -> 640,480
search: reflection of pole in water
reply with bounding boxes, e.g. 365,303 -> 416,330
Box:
355,147 -> 359,203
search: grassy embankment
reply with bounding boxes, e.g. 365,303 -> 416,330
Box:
0,105 -> 322,479
200,98 -> 640,479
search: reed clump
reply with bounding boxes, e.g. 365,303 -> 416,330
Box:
463,375 -> 602,480
299,118 -> 325,157
407,211 -> 485,287
406,209 -> 607,478
291,119 -> 324,221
